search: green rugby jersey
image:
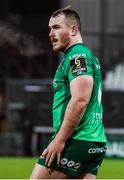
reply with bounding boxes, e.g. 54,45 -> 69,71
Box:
52,43 -> 107,143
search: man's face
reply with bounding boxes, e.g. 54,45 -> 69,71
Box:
48,14 -> 71,52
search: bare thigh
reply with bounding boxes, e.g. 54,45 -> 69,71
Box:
30,163 -> 70,179
80,172 -> 96,179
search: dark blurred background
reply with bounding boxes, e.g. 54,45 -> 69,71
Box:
0,0 -> 124,157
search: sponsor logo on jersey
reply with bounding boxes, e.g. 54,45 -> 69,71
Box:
60,158 -> 81,169
92,113 -> 103,121
88,147 -> 106,154
70,57 -> 87,76
69,53 -> 86,60
61,158 -> 68,165
67,160 -> 75,167
74,163 -> 81,169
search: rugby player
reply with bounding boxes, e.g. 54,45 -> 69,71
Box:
30,6 -> 107,179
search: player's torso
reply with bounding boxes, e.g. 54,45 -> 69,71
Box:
52,44 -> 107,143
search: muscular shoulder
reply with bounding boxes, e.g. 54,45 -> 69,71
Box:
62,44 -> 94,81
65,43 -> 92,61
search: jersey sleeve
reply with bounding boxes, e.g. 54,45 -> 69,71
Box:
67,55 -> 93,82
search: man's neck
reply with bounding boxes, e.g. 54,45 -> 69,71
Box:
65,34 -> 83,52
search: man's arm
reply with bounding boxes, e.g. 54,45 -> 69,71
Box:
55,75 -> 93,142
42,75 -> 93,166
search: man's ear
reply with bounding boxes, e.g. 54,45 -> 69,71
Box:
71,25 -> 78,36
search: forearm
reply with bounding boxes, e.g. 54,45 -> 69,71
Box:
55,98 -> 86,143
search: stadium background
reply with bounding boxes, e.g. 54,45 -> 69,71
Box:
0,0 -> 124,178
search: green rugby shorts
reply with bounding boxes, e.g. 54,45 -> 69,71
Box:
38,138 -> 107,177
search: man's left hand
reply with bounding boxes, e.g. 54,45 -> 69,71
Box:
42,139 -> 65,167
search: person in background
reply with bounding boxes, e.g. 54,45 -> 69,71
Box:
30,6 -> 107,179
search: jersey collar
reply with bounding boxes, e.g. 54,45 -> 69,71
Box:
64,43 -> 84,54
